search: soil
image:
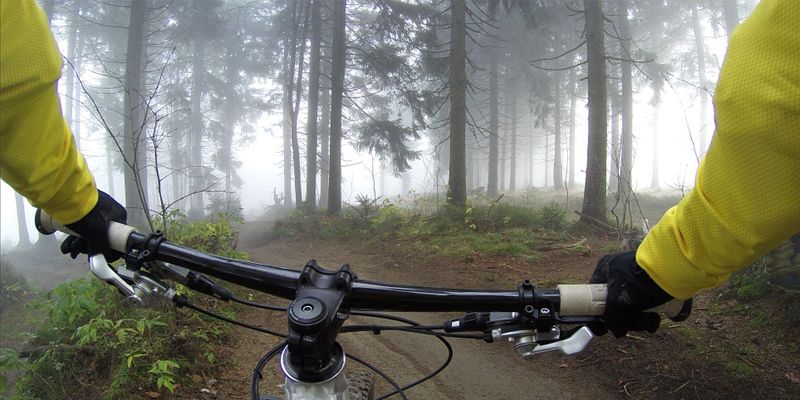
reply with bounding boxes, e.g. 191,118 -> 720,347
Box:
186,221 -> 800,400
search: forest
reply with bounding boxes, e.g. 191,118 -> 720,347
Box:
1,0 -> 799,399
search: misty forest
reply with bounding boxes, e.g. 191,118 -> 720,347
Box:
1,0 -> 799,399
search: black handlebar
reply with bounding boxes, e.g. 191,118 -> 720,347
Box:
129,232 -> 545,314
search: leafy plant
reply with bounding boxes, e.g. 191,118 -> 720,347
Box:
0,348 -> 24,393
0,261 -> 33,312
149,359 -> 180,393
730,258 -> 770,301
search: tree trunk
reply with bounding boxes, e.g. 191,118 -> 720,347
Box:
15,193 -> 31,248
221,48 -> 239,213
553,74 -> 564,190
188,38 -> 205,221
579,0 -> 608,225
327,0 -> 346,214
509,87 -> 517,192
619,0 -> 634,222
319,0 -> 331,208
544,128 -> 550,188
73,34 -> 83,149
722,0 -> 739,39
500,125 -> 506,191
292,2 -> 310,209
123,0 -> 150,231
651,86 -> 661,190
282,0 -> 301,208
486,7 -> 499,198
305,0 -> 321,211
528,123 -> 534,188
169,120 -> 182,209
43,0 -> 56,25
319,60 -> 331,207
608,57 -> 620,196
447,0 -> 467,206
692,2 -> 709,156
568,66 -> 577,188
64,1 -> 79,147
379,160 -> 387,197
106,136 -> 116,198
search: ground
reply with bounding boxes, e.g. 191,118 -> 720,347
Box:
186,221 -> 800,400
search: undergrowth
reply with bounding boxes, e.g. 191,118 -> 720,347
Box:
273,197 -> 571,259
3,213 -> 243,399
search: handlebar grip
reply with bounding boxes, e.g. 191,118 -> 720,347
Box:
34,209 -> 136,254
557,284 -> 691,321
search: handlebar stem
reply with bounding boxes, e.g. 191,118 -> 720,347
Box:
286,260 -> 355,382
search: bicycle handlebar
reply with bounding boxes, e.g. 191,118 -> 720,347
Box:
35,209 -> 689,319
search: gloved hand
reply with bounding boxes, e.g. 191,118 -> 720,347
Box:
61,190 -> 127,261
589,250 -> 672,338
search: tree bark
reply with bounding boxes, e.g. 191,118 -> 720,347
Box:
553,74 -> 563,190
305,0 -> 322,211
722,0 -> 739,40
447,0 -> 467,206
608,56 -> 620,196
692,2 -> 709,156
568,66 -> 577,188
15,193 -> 31,248
188,38 -> 205,221
509,86 -> 517,192
221,48 -> 239,212
486,6 -> 499,198
282,0 -> 301,208
544,126 -> 550,188
123,0 -> 150,231
292,2 -> 310,209
327,0 -> 346,214
319,57 -> 331,207
619,0 -> 634,221
64,1 -> 79,147
651,85 -> 661,190
579,0 -> 608,225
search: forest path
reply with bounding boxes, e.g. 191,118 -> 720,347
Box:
209,220 -> 615,400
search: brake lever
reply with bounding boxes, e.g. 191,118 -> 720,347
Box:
89,255 -> 175,307
514,326 -> 594,357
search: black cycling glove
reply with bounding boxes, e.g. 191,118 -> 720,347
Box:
61,190 -> 127,261
589,250 -> 673,338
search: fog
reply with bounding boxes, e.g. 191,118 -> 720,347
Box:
1,0 -> 757,249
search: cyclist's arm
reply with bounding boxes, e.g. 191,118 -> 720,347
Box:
0,0 -> 98,224
636,0 -> 800,300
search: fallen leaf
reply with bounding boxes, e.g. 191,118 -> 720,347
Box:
145,392 -> 161,399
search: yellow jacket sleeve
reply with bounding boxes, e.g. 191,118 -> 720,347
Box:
636,0 -> 800,300
0,0 -> 98,224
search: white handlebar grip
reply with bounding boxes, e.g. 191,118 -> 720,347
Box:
558,284 -> 606,316
35,209 -> 136,253
558,284 -> 691,321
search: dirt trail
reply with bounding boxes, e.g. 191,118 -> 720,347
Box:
210,222 -> 616,400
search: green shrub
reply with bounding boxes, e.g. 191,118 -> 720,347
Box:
12,210 -> 245,399
16,278 -> 228,399
539,202 -> 567,231
0,261 -> 33,312
156,210 -> 247,259
730,258 -> 770,301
